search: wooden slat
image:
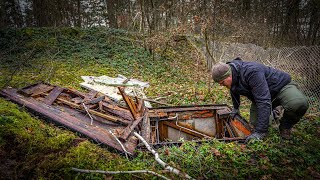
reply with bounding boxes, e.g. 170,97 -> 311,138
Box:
31,85 -> 55,97
43,86 -> 64,105
56,97 -> 129,125
18,83 -> 54,97
215,110 -> 225,138
17,82 -> 44,96
120,116 -> 144,141
140,114 -> 151,143
162,121 -> 205,138
101,102 -> 134,121
118,87 -> 138,120
149,105 -> 227,113
159,121 -> 168,141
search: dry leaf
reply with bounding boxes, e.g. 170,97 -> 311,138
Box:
211,148 -> 221,156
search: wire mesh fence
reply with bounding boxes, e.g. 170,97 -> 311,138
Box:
201,41 -> 320,115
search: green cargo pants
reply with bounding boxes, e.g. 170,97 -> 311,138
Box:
250,81 -> 309,130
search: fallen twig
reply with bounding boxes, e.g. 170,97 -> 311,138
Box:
82,103 -> 94,125
133,132 -> 194,179
108,129 -> 131,159
81,102 -> 131,158
71,168 -> 170,180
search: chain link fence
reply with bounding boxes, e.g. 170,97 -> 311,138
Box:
201,41 -> 320,115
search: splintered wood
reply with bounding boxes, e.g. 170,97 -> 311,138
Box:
2,82 -> 147,154
1,82 -> 253,154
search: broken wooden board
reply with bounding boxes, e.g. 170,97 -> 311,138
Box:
0,84 -> 138,154
146,104 -> 253,144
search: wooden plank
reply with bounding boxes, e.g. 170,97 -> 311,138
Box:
149,105 -> 227,113
31,85 -> 55,97
17,82 -> 43,96
118,87 -> 138,120
215,112 -> 223,138
101,102 -> 134,121
140,114 -> 151,143
56,97 -> 130,125
43,86 -> 64,105
162,121 -> 205,138
18,83 -> 54,97
119,116 -> 144,141
159,121 -> 168,141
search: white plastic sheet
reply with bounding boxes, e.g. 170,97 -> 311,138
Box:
80,75 -> 152,108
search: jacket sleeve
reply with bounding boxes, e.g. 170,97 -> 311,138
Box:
230,90 -> 240,110
247,69 -> 272,133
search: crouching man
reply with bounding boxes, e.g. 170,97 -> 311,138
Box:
211,58 -> 309,143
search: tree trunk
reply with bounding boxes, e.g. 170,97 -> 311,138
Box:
106,0 -> 118,28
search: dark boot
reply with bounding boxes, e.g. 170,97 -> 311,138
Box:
280,128 -> 292,140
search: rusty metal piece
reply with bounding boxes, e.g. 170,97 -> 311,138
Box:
148,110 -> 168,118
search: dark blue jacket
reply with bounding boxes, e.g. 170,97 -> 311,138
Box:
227,59 -> 291,133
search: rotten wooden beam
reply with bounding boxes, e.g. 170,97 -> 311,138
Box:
118,87 -> 138,120
43,86 -> 64,105
101,102 -> 134,121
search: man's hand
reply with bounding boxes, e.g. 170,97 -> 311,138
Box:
245,132 -> 267,144
229,108 -> 239,119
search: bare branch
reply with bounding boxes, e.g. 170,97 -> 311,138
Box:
72,168 -> 170,180
133,132 -> 194,179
